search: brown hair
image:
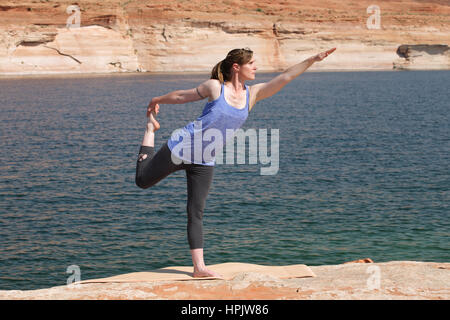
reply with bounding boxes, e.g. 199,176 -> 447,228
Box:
211,47 -> 253,83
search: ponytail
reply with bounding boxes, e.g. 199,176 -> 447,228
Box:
211,60 -> 225,83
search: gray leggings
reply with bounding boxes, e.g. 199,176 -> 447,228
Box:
135,142 -> 214,249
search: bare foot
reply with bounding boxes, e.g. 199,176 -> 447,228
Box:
147,108 -> 160,132
193,268 -> 224,279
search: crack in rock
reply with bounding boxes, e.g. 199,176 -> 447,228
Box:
109,61 -> 123,69
161,26 -> 168,42
43,45 -> 82,64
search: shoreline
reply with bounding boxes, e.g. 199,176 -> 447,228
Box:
1,68 -> 449,80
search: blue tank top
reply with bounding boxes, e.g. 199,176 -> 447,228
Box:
167,82 -> 249,166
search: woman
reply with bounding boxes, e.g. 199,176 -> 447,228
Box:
136,47 -> 336,278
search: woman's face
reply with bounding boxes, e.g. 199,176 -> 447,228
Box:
233,57 -> 257,81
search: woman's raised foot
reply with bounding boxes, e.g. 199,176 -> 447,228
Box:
147,106 -> 160,132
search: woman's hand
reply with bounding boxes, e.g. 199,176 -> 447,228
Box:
312,47 -> 336,62
147,98 -> 160,118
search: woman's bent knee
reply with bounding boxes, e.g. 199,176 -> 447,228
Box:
135,175 -> 153,189
136,171 -> 161,189
135,177 -> 147,189
135,143 -> 177,189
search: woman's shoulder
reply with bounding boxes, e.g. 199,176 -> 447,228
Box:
200,79 -> 222,101
203,79 -> 221,89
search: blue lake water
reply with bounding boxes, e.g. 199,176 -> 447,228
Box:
0,70 -> 449,290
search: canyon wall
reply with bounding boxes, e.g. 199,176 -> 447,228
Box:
0,0 -> 449,75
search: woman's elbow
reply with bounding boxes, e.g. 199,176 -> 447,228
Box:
279,73 -> 294,84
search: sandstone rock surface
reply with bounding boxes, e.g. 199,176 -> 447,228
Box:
1,261 -> 448,300
0,0 -> 449,75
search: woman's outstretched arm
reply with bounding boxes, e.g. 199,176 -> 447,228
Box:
249,48 -> 336,110
147,80 -> 217,117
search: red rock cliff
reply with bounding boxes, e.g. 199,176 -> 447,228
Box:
0,0 -> 449,75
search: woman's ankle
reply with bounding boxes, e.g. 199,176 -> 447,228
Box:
193,265 -> 206,272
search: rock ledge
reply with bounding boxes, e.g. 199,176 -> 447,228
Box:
1,261 -> 448,300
